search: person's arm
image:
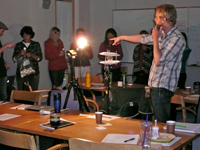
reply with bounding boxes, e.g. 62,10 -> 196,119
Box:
110,34 -> 142,46
152,25 -> 162,66
0,43 -> 15,53
4,60 -> 10,70
27,42 -> 43,61
13,43 -> 25,61
45,41 -> 61,60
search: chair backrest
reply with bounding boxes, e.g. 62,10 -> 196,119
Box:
24,82 -> 50,99
0,129 -> 37,150
69,138 -> 142,150
10,90 -> 42,105
83,96 -> 99,112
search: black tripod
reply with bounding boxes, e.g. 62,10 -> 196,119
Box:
63,51 -> 89,112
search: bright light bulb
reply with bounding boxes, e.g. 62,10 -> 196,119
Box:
77,37 -> 87,49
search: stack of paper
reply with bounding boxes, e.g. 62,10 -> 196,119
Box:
163,122 -> 200,133
10,104 -> 33,110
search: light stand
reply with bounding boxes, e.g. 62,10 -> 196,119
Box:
63,50 -> 89,112
100,64 -> 111,114
99,52 -> 120,114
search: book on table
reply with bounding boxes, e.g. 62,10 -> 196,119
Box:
163,122 -> 200,134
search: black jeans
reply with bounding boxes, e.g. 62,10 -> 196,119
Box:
150,88 -> 174,123
49,69 -> 65,87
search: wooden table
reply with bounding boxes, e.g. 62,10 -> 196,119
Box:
80,83 -> 146,115
0,103 -> 199,150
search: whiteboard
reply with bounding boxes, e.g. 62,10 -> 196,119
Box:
113,9 -> 154,63
113,7 -> 200,64
188,7 -> 200,65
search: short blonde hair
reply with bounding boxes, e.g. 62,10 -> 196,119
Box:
156,4 -> 177,26
50,27 -> 60,40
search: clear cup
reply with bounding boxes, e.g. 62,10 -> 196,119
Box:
50,113 -> 60,126
140,122 -> 153,150
95,112 -> 103,124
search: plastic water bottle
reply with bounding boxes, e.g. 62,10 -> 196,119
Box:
54,93 -> 61,113
122,73 -> 126,87
86,71 -> 91,88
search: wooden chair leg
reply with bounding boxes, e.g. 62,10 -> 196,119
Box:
35,135 -> 40,150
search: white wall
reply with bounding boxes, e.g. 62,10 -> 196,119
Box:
0,0 -> 55,90
1,0 -> 200,90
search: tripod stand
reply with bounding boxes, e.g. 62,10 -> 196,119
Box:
63,51 -> 89,112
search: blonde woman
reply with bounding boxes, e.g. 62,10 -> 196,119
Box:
45,27 -> 68,90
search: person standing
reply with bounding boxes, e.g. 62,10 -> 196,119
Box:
13,26 -> 43,91
0,21 -> 15,101
45,27 -> 68,90
177,32 -> 191,89
132,30 -> 153,85
98,28 -> 123,82
70,28 -> 93,78
111,4 -> 186,123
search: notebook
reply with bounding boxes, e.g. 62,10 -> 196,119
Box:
7,75 -> 15,86
26,105 -> 54,111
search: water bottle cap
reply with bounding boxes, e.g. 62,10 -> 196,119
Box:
54,93 -> 61,99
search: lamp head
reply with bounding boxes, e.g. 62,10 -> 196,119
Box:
77,37 -> 87,49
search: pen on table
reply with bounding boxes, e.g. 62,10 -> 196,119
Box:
124,138 -> 135,143
175,124 -> 186,128
15,105 -> 22,110
102,116 -> 112,119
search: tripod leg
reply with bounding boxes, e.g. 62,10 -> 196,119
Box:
63,83 -> 73,109
76,87 -> 90,112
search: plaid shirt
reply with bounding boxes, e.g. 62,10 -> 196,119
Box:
13,40 -> 43,77
141,27 -> 186,92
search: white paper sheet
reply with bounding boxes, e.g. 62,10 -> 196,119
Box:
0,113 -> 21,121
87,114 -> 120,121
10,104 -> 33,110
102,134 -> 140,144
0,101 -> 10,105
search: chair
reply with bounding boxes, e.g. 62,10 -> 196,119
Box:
24,82 -> 51,105
68,138 -> 142,150
0,129 -> 37,150
10,90 -> 42,105
83,95 -> 99,112
172,94 -> 200,123
0,129 -> 69,150
47,143 -> 69,150
78,76 -> 103,102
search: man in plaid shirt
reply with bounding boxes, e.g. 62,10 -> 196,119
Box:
111,4 -> 186,122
